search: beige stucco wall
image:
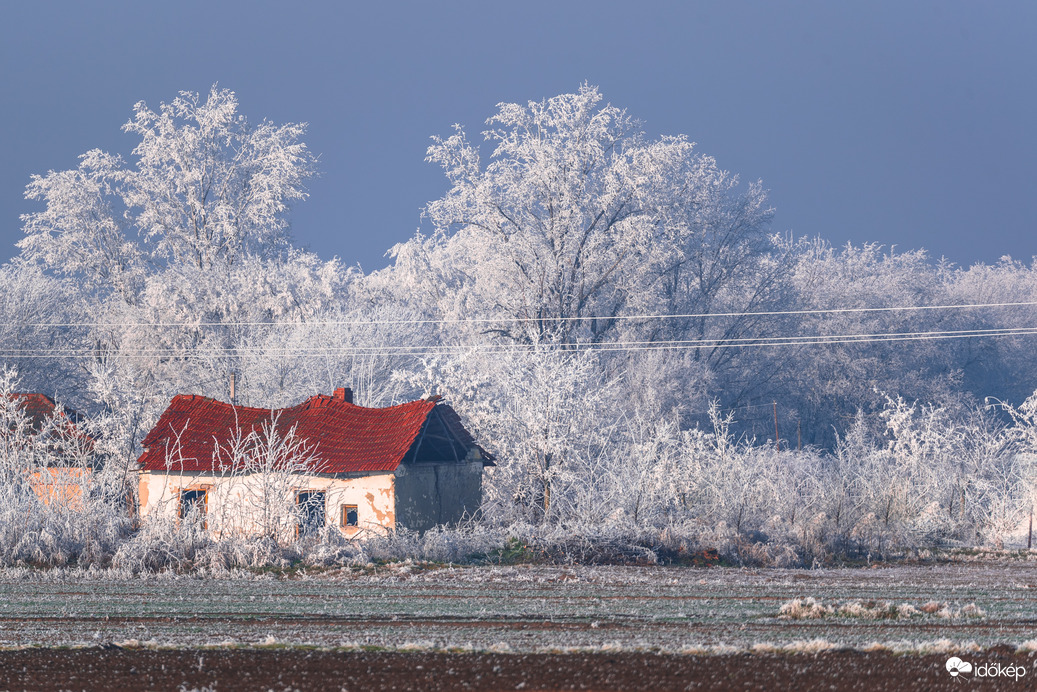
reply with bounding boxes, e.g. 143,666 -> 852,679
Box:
30,468 -> 90,508
138,470 -> 395,539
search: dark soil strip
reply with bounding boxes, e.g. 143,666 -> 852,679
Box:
0,647 -> 1032,691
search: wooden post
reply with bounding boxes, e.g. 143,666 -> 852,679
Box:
773,401 -> 780,453
229,372 -> 237,406
797,419 -> 802,451
1028,508 -> 1033,551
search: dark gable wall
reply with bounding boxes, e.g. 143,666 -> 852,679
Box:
394,461 -> 483,532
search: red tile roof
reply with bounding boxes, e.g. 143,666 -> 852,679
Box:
9,393 -> 75,430
6,393 -> 94,462
138,394 -> 446,474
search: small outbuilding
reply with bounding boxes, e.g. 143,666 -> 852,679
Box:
136,388 -> 493,538
5,393 -> 95,507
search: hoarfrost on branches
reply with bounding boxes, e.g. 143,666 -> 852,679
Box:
21,85 -> 316,285
7,84 -> 1037,567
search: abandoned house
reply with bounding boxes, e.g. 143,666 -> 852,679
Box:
136,388 -> 494,537
5,393 -> 95,507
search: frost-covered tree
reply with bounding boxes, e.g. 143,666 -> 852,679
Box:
157,415 -> 325,542
235,299 -> 432,409
411,84 -> 779,348
405,340 -> 618,525
777,241 -> 960,444
0,261 -> 88,399
21,85 -> 316,295
16,86 -> 333,459
379,85 -> 793,437
941,257 -> 1037,407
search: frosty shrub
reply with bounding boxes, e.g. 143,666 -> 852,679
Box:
359,524 -> 510,565
778,597 -> 832,620
424,387 -> 1037,566
778,598 -> 986,621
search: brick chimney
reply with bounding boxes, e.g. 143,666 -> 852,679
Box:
333,387 -> 354,404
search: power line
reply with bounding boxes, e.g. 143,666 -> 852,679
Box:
2,324 -> 1037,359
2,299 -> 1036,329
4,324 -> 1037,354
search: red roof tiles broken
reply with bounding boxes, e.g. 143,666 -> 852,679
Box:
139,394 -> 450,474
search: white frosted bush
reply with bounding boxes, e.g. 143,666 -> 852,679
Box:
778,597 -> 832,619
778,598 -> 985,621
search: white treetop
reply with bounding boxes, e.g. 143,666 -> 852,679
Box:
20,86 -> 316,292
416,84 -> 775,346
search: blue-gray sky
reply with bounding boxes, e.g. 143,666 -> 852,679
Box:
2,1 -> 1034,271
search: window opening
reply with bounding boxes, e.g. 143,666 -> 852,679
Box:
179,489 -> 207,528
297,491 -> 326,535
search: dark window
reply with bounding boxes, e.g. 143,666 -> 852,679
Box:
341,504 -> 359,528
297,491 -> 326,535
179,489 -> 207,527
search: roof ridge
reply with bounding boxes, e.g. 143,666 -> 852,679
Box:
139,392 -> 451,475
172,393 -> 276,415
10,392 -> 56,404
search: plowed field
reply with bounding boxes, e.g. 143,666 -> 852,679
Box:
1,561 -> 1035,690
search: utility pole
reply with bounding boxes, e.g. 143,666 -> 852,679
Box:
773,401 -> 780,453
1029,508 -> 1033,551
230,372 -> 237,406
797,419 -> 802,452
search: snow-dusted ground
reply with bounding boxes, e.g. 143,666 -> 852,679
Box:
0,561 -> 1034,653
